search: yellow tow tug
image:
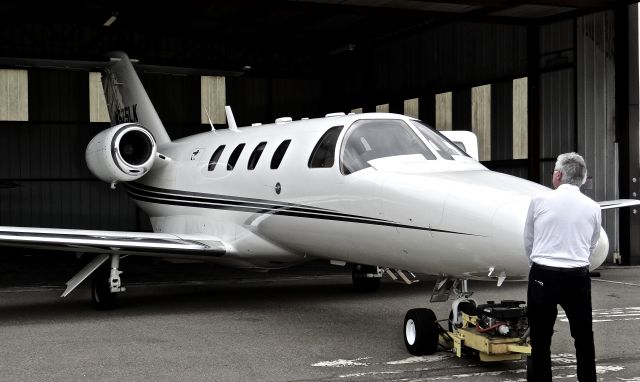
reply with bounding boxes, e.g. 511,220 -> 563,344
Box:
404,300 -> 532,361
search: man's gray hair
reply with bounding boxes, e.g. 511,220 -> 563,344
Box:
555,152 -> 588,186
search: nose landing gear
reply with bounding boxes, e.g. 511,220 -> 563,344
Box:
403,278 -> 531,362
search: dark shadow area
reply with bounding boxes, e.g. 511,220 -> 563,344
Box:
0,278 -> 434,326
0,247 -> 350,287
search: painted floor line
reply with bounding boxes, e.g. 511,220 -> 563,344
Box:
592,279 -> 640,287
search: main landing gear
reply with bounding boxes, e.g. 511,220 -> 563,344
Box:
91,254 -> 126,310
351,264 -> 418,292
403,278 -> 532,362
351,264 -> 383,292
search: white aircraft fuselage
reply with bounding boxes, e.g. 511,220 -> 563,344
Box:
124,112 -> 608,282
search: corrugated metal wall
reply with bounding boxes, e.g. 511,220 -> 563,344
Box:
382,22 -> 527,95
326,21 -> 527,111
539,20 -> 576,168
536,13 -> 618,261
577,11 -> 619,260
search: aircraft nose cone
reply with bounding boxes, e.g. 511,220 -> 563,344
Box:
590,227 -> 609,271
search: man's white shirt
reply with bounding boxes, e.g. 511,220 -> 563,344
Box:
524,184 -> 601,268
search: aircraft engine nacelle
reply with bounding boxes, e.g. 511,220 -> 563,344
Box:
85,123 -> 157,184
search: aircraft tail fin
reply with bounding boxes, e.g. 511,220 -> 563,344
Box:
102,51 -> 171,144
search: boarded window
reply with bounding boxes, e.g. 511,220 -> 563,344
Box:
0,69 -> 28,121
201,76 -> 226,125
513,77 -> 528,159
309,126 -> 343,168
376,104 -> 389,113
435,92 -> 452,131
248,142 -> 267,170
404,98 -> 419,119
208,145 -> 226,171
472,85 -> 491,161
271,140 -> 291,169
89,72 -> 110,123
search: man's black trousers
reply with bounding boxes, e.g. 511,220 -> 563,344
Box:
527,263 -> 596,382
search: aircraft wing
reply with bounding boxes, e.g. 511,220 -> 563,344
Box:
598,199 -> 640,210
0,226 -> 226,257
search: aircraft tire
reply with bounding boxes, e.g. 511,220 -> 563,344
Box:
404,308 -> 439,356
91,268 -> 118,311
351,264 -> 381,293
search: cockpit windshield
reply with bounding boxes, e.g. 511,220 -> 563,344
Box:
340,119 -> 436,175
411,120 -> 469,160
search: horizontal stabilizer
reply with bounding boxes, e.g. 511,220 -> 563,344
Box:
598,199 -> 640,210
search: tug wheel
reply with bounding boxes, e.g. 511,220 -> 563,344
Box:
404,308 -> 439,355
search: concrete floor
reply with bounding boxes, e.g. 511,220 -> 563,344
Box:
0,258 -> 639,381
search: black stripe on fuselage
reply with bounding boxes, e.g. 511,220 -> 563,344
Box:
125,182 -> 390,223
124,182 -> 481,237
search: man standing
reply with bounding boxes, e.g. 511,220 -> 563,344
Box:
524,152 -> 601,382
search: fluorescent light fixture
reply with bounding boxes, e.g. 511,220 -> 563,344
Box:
103,14 -> 118,27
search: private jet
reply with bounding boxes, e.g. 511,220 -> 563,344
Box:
0,52 -> 637,355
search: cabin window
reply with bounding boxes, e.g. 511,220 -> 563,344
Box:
208,145 -> 225,171
270,139 -> 291,169
412,120 -> 468,160
248,142 -> 267,170
340,119 -> 435,175
308,126 -> 343,168
227,143 -> 245,171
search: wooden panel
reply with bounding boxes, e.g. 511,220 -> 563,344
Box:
89,72 -> 110,123
403,98 -> 419,118
201,76 -> 227,125
435,92 -> 452,131
0,69 -> 28,121
376,103 -> 389,112
512,77 -> 528,159
472,84 -> 491,161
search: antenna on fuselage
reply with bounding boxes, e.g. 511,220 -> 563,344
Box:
203,106 -> 216,133
225,106 -> 239,132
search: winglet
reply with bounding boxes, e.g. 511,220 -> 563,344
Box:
598,199 -> 640,210
225,105 -> 239,132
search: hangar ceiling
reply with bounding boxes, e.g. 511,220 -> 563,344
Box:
0,0 -> 633,77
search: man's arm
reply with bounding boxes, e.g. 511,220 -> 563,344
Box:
589,208 -> 602,255
523,199 -> 536,264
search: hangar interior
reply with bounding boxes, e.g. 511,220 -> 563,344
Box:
1,0 -> 639,264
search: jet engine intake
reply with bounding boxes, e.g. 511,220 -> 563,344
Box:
85,123 -> 157,183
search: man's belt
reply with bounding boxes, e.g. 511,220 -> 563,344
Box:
532,263 -> 590,274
